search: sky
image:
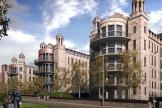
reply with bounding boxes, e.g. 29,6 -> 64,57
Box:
0,0 -> 162,66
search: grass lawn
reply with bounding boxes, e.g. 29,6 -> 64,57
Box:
21,103 -> 57,108
0,103 -> 57,108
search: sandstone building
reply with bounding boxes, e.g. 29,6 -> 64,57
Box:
90,0 -> 162,100
1,53 -> 36,85
35,34 -> 89,92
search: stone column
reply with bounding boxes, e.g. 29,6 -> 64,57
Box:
136,2 -> 139,12
114,76 -> 117,86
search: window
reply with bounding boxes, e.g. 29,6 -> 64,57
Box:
152,81 -> 153,88
108,42 -> 115,53
101,43 -> 106,54
108,25 -> 115,36
133,26 -> 136,33
133,56 -> 136,63
116,42 -> 122,53
144,57 -> 146,67
152,69 -> 153,78
101,26 -> 106,37
144,26 -> 146,33
152,56 -> 153,66
29,68 -> 31,74
19,67 -> 22,71
155,82 -> 156,89
116,25 -> 122,36
152,43 -> 153,53
144,40 -> 146,50
144,73 -> 146,81
20,75 -> 22,80
108,75 -> 114,85
71,58 -> 73,65
133,87 -> 136,95
68,57 -> 70,64
133,40 -> 136,50
160,84 -> 162,90
29,76 -> 31,82
154,57 -> 156,67
154,44 -> 156,53
154,70 -> 156,79
148,41 -> 150,49
144,87 -> 147,95
85,62 -> 87,68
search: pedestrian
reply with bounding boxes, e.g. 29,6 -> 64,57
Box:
10,86 -> 22,108
2,97 -> 8,108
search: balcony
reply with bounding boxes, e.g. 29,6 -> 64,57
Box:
8,71 -> 18,76
108,63 -> 122,71
90,33 -> 100,42
90,31 -> 130,47
45,80 -> 54,85
34,58 -> 54,65
34,70 -> 54,75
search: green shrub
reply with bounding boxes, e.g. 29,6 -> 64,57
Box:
47,92 -> 73,98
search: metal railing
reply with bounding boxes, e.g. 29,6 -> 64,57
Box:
90,31 -> 130,42
107,63 -> 122,71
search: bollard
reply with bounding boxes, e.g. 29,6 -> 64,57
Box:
44,96 -> 46,101
46,96 -> 49,101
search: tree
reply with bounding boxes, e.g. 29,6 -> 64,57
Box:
89,56 -> 104,99
118,50 -> 142,99
8,77 -> 23,93
54,67 -> 71,94
71,61 -> 87,99
0,0 -> 10,39
32,77 -> 45,95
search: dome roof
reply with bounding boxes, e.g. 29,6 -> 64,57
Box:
11,57 -> 17,62
40,42 -> 46,49
19,53 -> 25,58
56,33 -> 64,39
110,13 -> 125,18
40,42 -> 46,46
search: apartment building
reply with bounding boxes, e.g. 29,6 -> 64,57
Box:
90,0 -> 161,100
1,53 -> 37,84
35,34 -> 89,92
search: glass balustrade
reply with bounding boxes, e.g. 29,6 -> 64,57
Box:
108,63 -> 122,71
91,31 -> 130,42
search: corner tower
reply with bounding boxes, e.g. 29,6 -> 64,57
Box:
131,0 -> 146,17
128,0 -> 150,100
56,33 -> 64,47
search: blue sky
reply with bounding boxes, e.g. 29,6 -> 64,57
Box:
0,0 -> 162,66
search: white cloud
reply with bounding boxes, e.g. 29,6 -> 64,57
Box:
43,0 -> 97,37
7,30 -> 37,44
82,42 -> 89,54
83,42 -> 89,51
101,0 -> 129,18
148,10 -> 162,33
0,30 -> 40,65
64,40 -> 75,48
